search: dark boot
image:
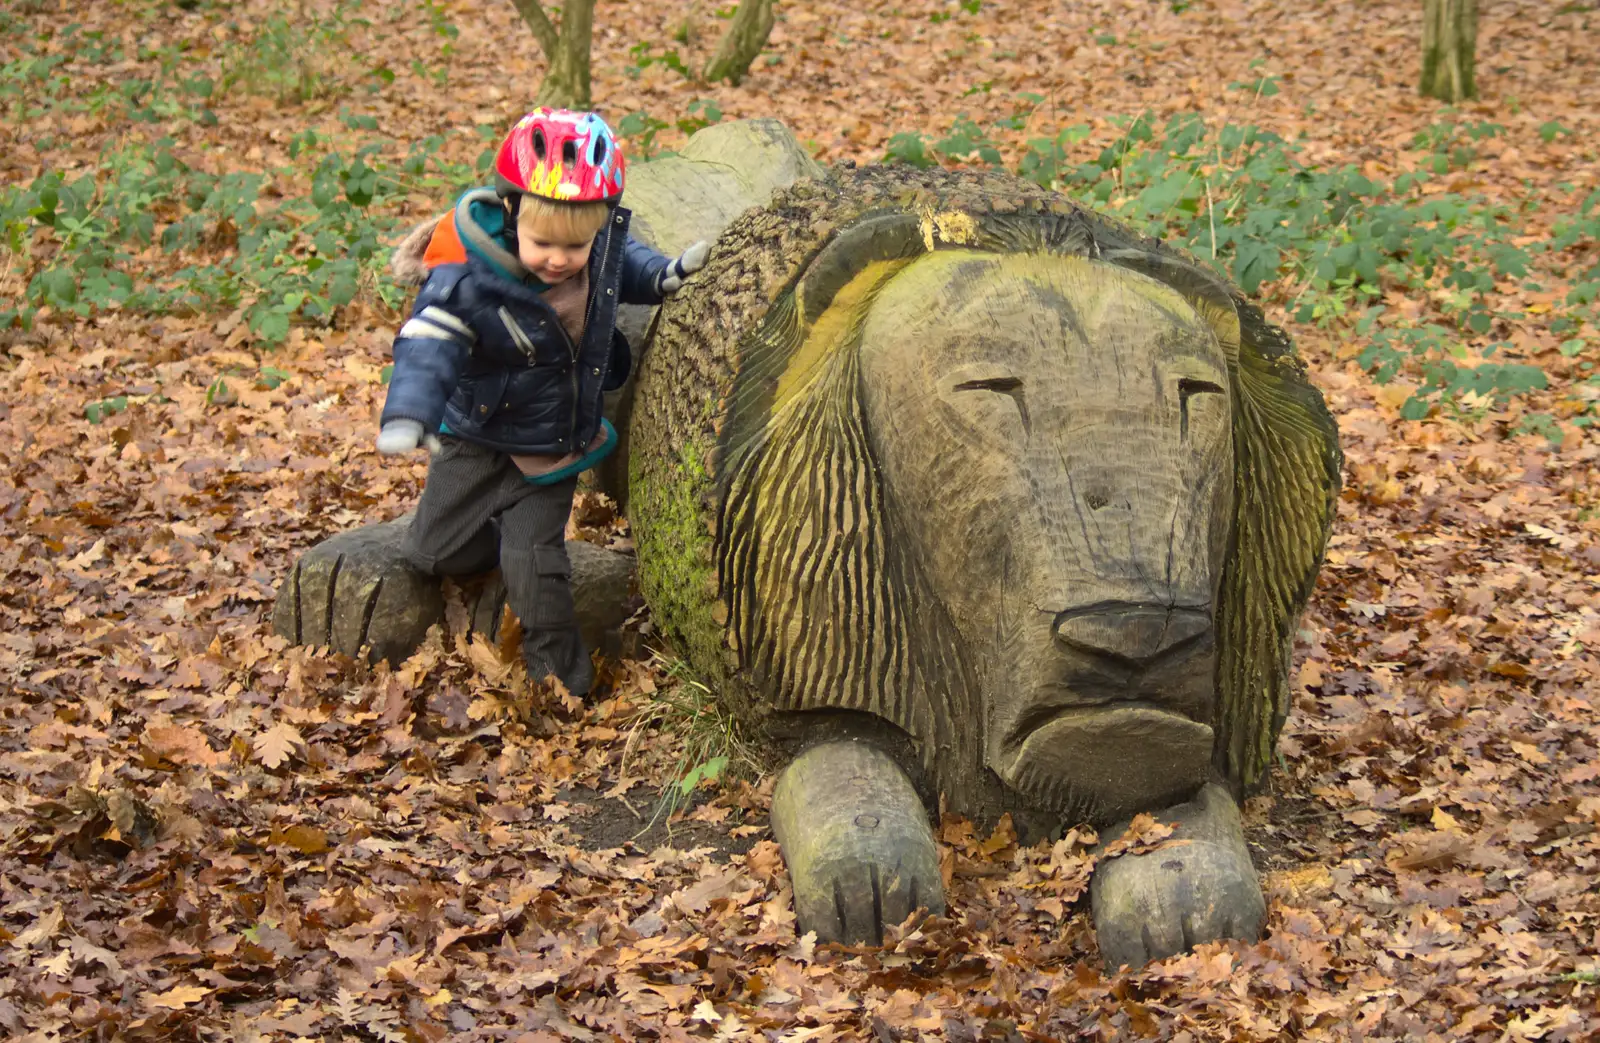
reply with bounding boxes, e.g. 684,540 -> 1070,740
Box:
523,626 -> 594,697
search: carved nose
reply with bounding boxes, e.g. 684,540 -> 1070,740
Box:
1053,602 -> 1212,666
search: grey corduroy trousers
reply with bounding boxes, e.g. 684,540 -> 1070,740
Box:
401,436 -> 592,696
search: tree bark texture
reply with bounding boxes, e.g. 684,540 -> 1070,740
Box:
1420,0 -> 1478,102
509,0 -> 595,109
703,0 -> 776,86
596,119 -> 824,509
270,516 -> 636,666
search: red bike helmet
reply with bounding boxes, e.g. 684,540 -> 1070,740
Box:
494,108 -> 626,204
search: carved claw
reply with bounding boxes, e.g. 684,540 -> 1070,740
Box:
1090,782 -> 1266,970
271,518 -> 445,665
771,741 -> 945,946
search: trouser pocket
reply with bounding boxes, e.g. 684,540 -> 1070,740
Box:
401,437 -> 510,574
503,543 -> 575,630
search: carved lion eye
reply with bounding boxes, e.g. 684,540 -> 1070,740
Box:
1177,377 -> 1225,439
1178,378 -> 1224,397
954,376 -> 1029,433
954,376 -> 1022,394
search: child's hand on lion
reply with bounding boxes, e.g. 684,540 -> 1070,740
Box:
655,240 -> 712,295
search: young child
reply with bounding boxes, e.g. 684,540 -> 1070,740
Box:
377,108 -> 709,697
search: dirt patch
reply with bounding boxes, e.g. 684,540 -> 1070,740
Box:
1243,791 -> 1346,873
552,784 -> 768,860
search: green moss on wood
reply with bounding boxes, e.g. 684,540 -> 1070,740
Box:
629,162 -> 1341,806
630,431 -> 734,699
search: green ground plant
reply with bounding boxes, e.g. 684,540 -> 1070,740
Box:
0,21 -> 494,347
625,40 -> 693,81
6,11 -> 1589,433
217,3 -> 363,105
617,100 -> 724,160
885,101 -> 1596,424
3,23 -> 220,140
4,140 -> 365,339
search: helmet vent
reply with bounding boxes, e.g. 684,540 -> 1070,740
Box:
562,140 -> 577,166
593,137 -> 607,165
532,128 -> 547,160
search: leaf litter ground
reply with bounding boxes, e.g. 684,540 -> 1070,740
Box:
1,1 -> 1597,1040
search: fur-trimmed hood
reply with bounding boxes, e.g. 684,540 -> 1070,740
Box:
390,218 -> 437,288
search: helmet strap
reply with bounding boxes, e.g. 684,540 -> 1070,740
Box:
503,194 -> 521,246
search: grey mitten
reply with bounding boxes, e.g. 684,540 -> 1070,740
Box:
376,419 -> 442,455
654,240 -> 711,295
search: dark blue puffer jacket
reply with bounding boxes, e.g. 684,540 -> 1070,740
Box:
380,188 -> 670,456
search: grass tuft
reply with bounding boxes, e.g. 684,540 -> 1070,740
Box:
621,654 -> 763,835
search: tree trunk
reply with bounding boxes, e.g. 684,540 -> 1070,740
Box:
509,0 -> 596,110
598,119 -> 824,509
1419,0 -> 1478,102
703,0 -> 776,86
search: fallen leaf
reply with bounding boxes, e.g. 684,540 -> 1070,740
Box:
671,872 -> 745,915
67,538 -> 108,570
1267,864 -> 1335,900
254,722 -> 305,769
145,724 -> 222,768
1389,829 -> 1473,872
274,824 -> 331,855
11,907 -> 64,949
148,984 -> 211,1009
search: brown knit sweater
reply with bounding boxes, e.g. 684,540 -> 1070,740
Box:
540,268 -> 589,344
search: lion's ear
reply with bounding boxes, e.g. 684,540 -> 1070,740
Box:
1213,297 -> 1343,792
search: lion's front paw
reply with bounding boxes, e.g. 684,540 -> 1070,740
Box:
1090,783 -> 1265,969
772,742 -> 945,946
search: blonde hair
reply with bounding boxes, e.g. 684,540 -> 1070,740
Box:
516,196 -> 610,245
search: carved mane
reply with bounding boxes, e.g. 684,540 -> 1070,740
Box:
715,268 -> 982,800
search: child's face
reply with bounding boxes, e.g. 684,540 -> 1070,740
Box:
517,210 -> 595,285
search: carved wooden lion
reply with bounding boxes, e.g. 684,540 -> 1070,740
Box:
274,122 -> 1342,968
629,160 -> 1341,964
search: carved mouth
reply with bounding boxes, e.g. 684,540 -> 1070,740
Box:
994,705 -> 1215,825
1002,698 -> 1175,753
994,601 -> 1217,753
979,598 -> 1218,819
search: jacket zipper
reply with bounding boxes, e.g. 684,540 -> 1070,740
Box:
570,218 -> 615,449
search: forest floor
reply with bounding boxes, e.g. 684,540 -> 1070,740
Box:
2,0 -> 1598,1040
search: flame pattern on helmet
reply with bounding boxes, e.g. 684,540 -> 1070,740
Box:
495,108 -> 626,203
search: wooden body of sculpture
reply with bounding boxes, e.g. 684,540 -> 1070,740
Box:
274,121 -> 1342,968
